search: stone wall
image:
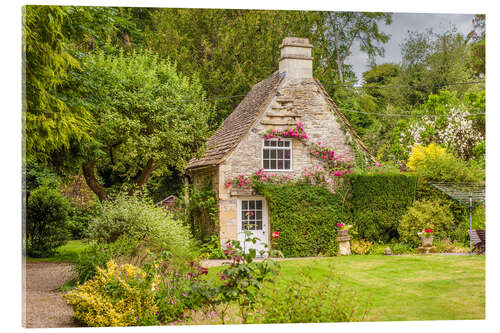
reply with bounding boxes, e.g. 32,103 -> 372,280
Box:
215,77 -> 354,245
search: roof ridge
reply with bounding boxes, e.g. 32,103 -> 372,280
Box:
187,71 -> 282,170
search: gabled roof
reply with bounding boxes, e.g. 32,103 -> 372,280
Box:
186,71 -> 378,170
186,71 -> 284,169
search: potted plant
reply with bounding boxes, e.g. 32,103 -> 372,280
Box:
336,223 -> 352,237
418,229 -> 434,247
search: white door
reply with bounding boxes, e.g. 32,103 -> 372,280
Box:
237,198 -> 269,255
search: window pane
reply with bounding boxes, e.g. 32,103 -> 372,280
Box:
264,140 -> 270,146
249,201 -> 255,209
256,220 -> 262,230
270,150 -> 276,158
263,160 -> 269,169
256,210 -> 262,220
256,201 -> 262,209
270,141 -> 277,147
242,201 -> 248,210
263,149 -> 269,158
277,150 -> 283,158
284,150 -> 290,159
278,141 -> 284,147
270,160 -> 276,169
285,160 -> 290,169
284,141 -> 290,147
277,160 -> 283,169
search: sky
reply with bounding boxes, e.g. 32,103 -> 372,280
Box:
347,12 -> 476,82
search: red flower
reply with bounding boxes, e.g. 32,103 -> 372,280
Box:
424,229 -> 434,233
336,223 -> 344,228
272,231 -> 279,239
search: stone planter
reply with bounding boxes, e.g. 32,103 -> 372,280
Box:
337,229 -> 351,255
421,236 -> 433,247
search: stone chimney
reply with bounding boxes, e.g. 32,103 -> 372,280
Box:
278,37 -> 313,79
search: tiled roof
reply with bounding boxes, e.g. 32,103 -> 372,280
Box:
186,71 -> 283,169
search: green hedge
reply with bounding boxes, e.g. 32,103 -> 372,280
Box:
347,173 -> 418,243
254,183 -> 349,257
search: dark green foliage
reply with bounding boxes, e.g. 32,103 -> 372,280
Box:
199,234 -> 226,259
254,183 -> 349,257
347,173 -> 418,243
66,204 -> 97,239
25,186 -> 71,257
186,183 -> 218,241
398,199 -> 455,246
415,181 -> 467,226
74,237 -> 142,284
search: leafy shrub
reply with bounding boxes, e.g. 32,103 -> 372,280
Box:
450,205 -> 485,245
251,264 -> 369,323
25,186 -> 71,257
254,183 -> 349,257
87,194 -> 195,261
415,155 -> 482,183
398,200 -> 455,247
347,173 -> 418,243
67,204 -> 97,239
64,261 -> 159,327
407,143 -> 450,171
407,143 -> 483,183
199,234 -> 226,259
389,242 -> 417,254
434,239 -> 469,253
351,239 -> 374,255
142,251 -> 211,324
186,183 -> 218,240
415,180 -> 467,225
74,237 -> 143,284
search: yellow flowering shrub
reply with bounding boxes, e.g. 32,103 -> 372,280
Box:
407,143 -> 450,171
350,239 -> 373,255
63,261 -> 159,327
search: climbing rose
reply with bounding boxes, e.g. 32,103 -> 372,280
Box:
336,223 -> 344,228
272,231 -> 279,239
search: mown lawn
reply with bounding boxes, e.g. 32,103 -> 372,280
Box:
25,240 -> 89,263
209,254 -> 485,322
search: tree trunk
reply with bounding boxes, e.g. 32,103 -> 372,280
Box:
128,158 -> 155,195
334,30 -> 344,85
82,160 -> 108,202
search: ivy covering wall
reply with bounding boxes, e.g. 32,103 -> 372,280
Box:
254,182 -> 350,257
346,173 -> 418,243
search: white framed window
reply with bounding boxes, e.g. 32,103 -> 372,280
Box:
240,199 -> 264,231
262,139 -> 292,171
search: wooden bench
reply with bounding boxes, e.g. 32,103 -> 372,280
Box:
468,229 -> 485,254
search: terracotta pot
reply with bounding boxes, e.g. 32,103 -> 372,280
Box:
421,236 -> 433,247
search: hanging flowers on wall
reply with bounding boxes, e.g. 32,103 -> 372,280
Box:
264,122 -> 308,142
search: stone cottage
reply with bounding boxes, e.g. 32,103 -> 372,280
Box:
186,37 -> 376,252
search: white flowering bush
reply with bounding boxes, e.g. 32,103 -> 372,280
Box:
393,92 -> 484,161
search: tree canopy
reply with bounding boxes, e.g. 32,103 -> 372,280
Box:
67,50 -> 213,200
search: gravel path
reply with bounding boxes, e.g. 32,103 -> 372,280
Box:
23,261 -> 77,328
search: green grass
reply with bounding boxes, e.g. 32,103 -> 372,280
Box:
208,254 -> 485,322
25,240 -> 89,263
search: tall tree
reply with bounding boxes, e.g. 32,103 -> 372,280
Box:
23,6 -> 91,161
467,14 -> 485,77
320,12 -> 392,84
394,27 -> 475,107
67,51 -> 213,201
147,8 -> 322,127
